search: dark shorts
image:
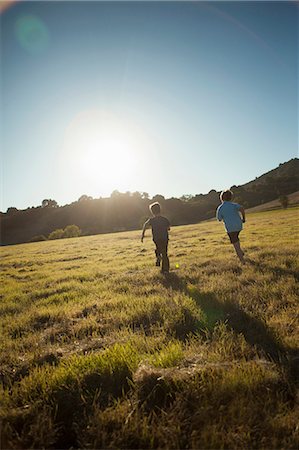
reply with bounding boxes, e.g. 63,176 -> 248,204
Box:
227,231 -> 240,244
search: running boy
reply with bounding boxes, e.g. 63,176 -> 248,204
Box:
141,202 -> 170,273
216,190 -> 246,264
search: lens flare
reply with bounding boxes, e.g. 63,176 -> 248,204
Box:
0,1 -> 16,14
15,15 -> 49,54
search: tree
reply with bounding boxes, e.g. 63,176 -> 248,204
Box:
78,195 -> 93,202
279,195 -> 289,209
63,225 -> 81,238
6,207 -> 18,215
152,194 -> 165,203
132,191 -> 142,199
30,235 -> 47,242
110,190 -> 121,198
48,229 -> 64,240
42,199 -> 58,208
180,194 -> 193,202
48,225 -> 81,240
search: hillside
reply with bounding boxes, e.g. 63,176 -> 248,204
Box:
243,158 -> 299,188
227,158 -> 299,209
247,190 -> 299,213
1,208 -> 298,449
1,158 -> 298,245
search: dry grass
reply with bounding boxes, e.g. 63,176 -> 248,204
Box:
0,207 -> 298,449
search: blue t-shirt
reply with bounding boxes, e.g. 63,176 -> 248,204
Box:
216,202 -> 243,232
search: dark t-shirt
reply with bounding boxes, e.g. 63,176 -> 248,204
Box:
146,216 -> 170,242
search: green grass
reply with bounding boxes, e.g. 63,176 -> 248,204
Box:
0,208 -> 298,449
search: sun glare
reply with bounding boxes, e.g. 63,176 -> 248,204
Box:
62,110 -> 143,194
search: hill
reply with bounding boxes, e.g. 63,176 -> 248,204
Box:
0,208 -> 298,449
229,157 -> 299,208
247,190 -> 299,213
1,158 -> 298,245
243,157 -> 299,188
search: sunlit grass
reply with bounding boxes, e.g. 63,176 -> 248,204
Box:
0,208 -> 298,449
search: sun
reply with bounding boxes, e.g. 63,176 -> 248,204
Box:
62,110 -> 142,192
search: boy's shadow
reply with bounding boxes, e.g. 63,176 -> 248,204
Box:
160,272 -> 298,383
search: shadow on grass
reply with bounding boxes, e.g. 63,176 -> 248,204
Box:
247,258 -> 299,282
160,272 -> 298,383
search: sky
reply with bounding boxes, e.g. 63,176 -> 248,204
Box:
1,0 -> 298,211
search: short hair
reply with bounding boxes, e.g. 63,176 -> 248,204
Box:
150,202 -> 161,215
220,190 -> 233,201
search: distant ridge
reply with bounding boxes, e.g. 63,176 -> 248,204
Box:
243,158 -> 299,188
1,158 -> 298,245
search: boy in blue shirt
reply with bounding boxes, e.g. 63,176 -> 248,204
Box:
141,202 -> 170,273
216,190 -> 246,264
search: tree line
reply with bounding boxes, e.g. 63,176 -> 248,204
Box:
1,158 -> 298,245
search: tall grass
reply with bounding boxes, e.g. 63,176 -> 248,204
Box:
0,208 -> 298,448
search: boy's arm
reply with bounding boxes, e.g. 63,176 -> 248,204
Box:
216,207 -> 222,221
141,219 -> 150,242
239,206 -> 246,223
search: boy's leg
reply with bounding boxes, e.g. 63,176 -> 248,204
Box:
233,241 -> 245,263
154,243 -> 161,266
228,232 -> 245,263
160,241 -> 170,273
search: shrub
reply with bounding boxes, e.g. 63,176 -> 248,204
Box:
48,229 -> 64,240
30,235 -> 47,242
279,195 -> 289,209
63,225 -> 81,238
48,225 -> 81,240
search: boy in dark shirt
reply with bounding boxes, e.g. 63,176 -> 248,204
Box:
141,202 -> 170,273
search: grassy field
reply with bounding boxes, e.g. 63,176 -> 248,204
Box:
1,208 -> 298,449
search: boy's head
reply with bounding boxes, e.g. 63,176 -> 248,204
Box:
149,202 -> 161,216
220,190 -> 233,202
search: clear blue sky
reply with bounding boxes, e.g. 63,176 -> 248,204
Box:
1,1 -> 298,211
